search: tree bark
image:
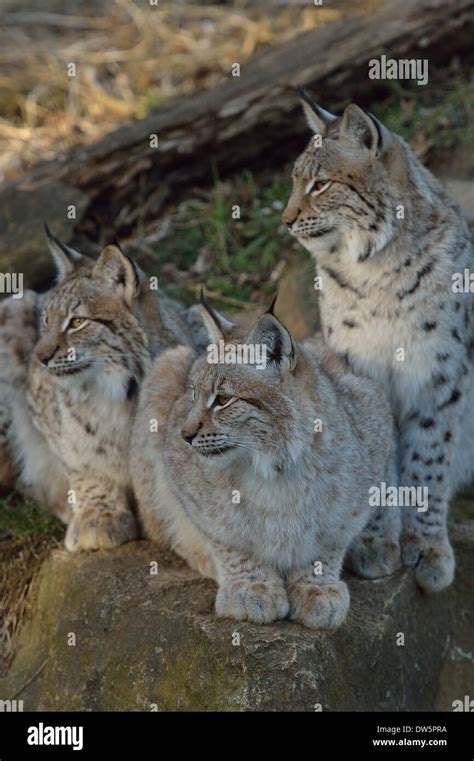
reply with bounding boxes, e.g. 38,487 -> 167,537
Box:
1,0 -> 473,285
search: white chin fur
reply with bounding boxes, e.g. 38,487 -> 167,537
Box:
96,367 -> 133,401
297,228 -> 340,257
340,228 -> 372,262
58,360 -> 133,403
201,446 -> 241,468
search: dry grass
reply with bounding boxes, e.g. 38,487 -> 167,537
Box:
0,536 -> 60,674
0,0 -> 378,181
0,494 -> 63,673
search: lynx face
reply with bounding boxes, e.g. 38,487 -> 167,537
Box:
181,362 -> 290,463
283,94 -> 400,262
180,297 -> 299,469
34,231 -> 151,399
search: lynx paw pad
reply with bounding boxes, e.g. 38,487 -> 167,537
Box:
401,533 -> 455,593
348,536 -> 401,579
65,507 -> 138,552
416,545 -> 455,593
288,581 -> 349,630
216,578 -> 289,624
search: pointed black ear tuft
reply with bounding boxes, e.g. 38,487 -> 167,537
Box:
44,223 -> 83,281
266,292 -> 278,316
297,85 -> 313,108
297,87 -> 337,136
200,288 -> 221,326
198,288 -> 234,344
112,234 -> 123,251
44,222 -> 71,257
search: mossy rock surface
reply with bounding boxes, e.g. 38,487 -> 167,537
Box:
1,523 -> 473,712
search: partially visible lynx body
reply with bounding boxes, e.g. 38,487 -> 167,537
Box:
0,230 -> 195,551
0,290 -> 39,492
283,92 -> 474,592
131,297 -> 398,629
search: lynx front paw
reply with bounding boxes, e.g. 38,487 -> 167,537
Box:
288,580 -> 349,630
215,577 -> 289,624
347,536 -> 401,579
65,507 -> 138,552
401,533 -> 454,593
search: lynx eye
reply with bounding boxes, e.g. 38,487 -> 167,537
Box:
308,179 -> 332,196
212,394 -> 235,409
68,317 -> 86,330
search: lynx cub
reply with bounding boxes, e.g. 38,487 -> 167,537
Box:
0,228 -> 195,551
131,294 -> 398,628
283,91 -> 474,592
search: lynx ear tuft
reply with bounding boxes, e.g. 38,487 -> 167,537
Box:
93,244 -> 139,306
44,223 -> 83,282
266,292 -> 278,316
298,87 -> 337,136
199,288 -> 234,344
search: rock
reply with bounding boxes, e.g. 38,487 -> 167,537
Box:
0,521 -> 472,711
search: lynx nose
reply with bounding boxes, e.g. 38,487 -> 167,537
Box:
282,207 -> 300,227
181,421 -> 202,445
37,347 -> 58,366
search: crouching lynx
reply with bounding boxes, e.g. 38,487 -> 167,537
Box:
283,91 -> 474,592
131,294 -> 398,628
0,228 -> 195,551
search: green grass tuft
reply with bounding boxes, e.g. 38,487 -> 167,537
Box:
0,493 -> 63,541
370,76 -> 474,151
128,168 -> 307,310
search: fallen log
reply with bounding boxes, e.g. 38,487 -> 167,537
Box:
1,0 -> 473,287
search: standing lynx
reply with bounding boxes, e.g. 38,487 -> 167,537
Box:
0,228 -> 195,550
131,294 -> 398,628
283,91 -> 474,592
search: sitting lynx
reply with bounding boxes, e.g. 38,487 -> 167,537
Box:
283,91 -> 474,592
0,227 -> 195,551
131,294 -> 398,628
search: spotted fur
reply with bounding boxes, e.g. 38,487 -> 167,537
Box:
283,94 -> 474,592
0,231 -> 196,550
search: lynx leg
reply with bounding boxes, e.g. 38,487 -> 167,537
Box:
65,475 -> 138,552
287,548 -> 349,630
347,503 -> 402,579
212,543 -> 289,624
398,368 -> 469,593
